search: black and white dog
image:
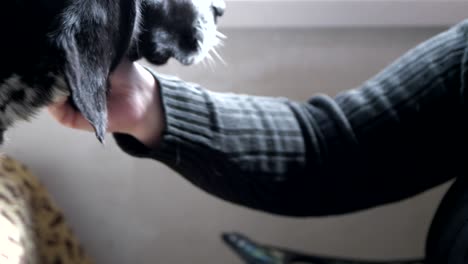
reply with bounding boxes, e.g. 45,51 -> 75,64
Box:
0,0 -> 225,143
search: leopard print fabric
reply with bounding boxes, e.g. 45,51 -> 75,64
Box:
0,154 -> 93,264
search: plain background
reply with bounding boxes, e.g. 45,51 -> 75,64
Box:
2,11 -> 461,264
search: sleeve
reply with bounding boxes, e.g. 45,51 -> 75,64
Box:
113,19 -> 468,217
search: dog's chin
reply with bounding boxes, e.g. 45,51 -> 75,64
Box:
147,52 -> 198,66
147,54 -> 172,65
175,39 -> 222,65
175,53 -> 201,66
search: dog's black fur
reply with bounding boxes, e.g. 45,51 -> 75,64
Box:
0,0 -> 224,143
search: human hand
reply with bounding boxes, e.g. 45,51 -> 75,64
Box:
48,58 -> 165,147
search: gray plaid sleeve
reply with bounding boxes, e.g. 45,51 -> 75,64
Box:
114,19 -> 468,216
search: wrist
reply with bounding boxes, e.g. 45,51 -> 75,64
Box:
129,65 -> 166,148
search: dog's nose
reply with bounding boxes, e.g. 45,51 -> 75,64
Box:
212,0 -> 225,17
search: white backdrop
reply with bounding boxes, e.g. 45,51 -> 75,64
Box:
220,0 -> 468,28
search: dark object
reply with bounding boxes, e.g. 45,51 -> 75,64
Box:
222,232 -> 422,264
222,177 -> 468,264
425,176 -> 468,264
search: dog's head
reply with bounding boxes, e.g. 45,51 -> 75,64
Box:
130,0 -> 226,65
0,0 -> 225,144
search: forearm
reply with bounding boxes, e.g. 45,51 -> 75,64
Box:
114,19 -> 468,217
114,71 -> 311,215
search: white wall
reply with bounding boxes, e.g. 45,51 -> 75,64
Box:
220,0 -> 468,28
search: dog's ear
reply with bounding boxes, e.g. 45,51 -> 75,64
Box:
52,0 -> 138,143
56,27 -> 114,143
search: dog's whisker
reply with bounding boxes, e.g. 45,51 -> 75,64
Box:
212,48 -> 226,66
208,61 -> 214,71
215,37 -> 225,47
206,53 -> 216,71
197,40 -> 203,49
216,31 -> 227,39
207,51 -> 215,62
200,57 -> 208,68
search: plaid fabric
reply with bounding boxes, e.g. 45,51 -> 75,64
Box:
114,19 -> 468,217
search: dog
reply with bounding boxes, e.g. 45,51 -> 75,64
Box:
0,0 -> 225,144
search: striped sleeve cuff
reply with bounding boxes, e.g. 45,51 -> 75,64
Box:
113,67 -> 315,216
112,71 -> 219,163
113,68 -> 308,177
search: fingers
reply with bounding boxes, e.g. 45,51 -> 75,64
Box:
47,100 -> 95,132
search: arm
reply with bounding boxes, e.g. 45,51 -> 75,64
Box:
50,20 -> 468,217
114,20 -> 468,217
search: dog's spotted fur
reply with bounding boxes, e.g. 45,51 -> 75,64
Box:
0,75 -> 68,135
0,0 -> 225,144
